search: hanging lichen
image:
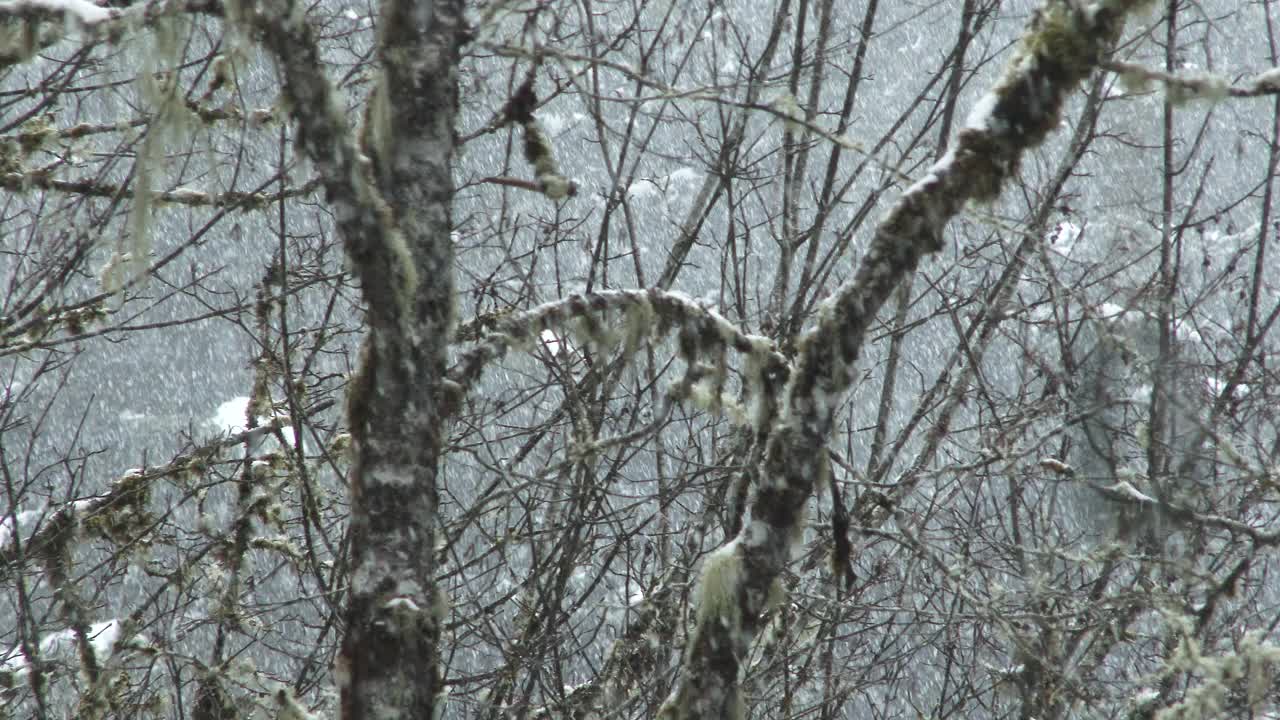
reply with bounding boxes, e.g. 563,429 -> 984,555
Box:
123,8 -> 200,287
502,73 -> 576,200
694,540 -> 743,629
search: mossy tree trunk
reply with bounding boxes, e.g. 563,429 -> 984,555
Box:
254,1 -> 464,719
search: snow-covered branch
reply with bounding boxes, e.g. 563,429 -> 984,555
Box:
1083,473 -> 1280,547
1,0 -> 120,28
0,399 -> 331,578
0,0 -> 221,65
449,289 -> 789,417
0,172 -> 317,210
1104,60 -> 1280,100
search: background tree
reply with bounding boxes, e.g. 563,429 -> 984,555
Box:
3,1 -> 1280,719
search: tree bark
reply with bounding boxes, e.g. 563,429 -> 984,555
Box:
253,1 -> 463,718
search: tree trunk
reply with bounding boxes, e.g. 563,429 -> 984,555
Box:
255,1 -> 464,718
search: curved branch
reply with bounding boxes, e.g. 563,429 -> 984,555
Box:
662,2 -> 1146,717
447,289 -> 790,414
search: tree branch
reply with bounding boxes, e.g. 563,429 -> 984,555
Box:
661,2 -> 1145,717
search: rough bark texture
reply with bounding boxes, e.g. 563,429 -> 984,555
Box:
661,2 -> 1140,717
252,1 -> 463,719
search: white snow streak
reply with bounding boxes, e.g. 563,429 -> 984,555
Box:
12,0 -> 114,24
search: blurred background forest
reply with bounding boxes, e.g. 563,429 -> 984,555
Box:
3,0 -> 1280,718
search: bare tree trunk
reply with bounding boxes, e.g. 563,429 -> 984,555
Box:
254,1 -> 463,718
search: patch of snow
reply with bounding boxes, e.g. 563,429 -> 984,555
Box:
1095,303 -> 1152,331
904,146 -> 956,197
1173,319 -> 1202,346
1130,384 -> 1152,405
1106,480 -> 1154,504
1256,67 -> 1280,91
1048,221 -> 1082,256
211,396 -> 253,434
963,90 -> 1000,131
1,619 -> 140,681
209,396 -> 298,448
20,0 -> 114,25
1097,302 -> 1132,322
540,328 -> 570,357
0,507 -> 46,552
626,180 -> 660,200
668,167 -> 701,184
384,596 -> 421,613
540,112 -> 585,136
1038,458 -> 1073,475
1205,377 -> 1248,399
